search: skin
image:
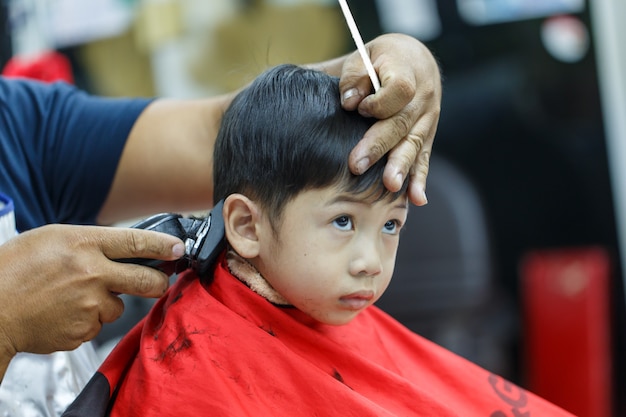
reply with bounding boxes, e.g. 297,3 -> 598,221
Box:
0,225 -> 184,378
224,188 -> 409,325
316,34 -> 440,206
0,32 -> 440,380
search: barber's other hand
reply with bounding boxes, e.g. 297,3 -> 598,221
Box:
0,224 -> 184,357
340,33 -> 442,206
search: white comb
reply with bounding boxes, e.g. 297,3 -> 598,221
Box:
337,0 -> 381,92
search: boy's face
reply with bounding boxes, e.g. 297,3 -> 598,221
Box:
254,186 -> 408,326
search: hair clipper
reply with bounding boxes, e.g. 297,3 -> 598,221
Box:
118,200 -> 225,278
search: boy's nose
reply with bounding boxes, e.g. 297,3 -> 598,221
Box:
349,240 -> 383,277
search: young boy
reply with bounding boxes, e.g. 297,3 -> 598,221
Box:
64,65 -> 573,416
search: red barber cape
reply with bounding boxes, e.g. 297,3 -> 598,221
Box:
64,253 -> 574,416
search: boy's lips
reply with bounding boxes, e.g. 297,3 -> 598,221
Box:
340,290 -> 374,310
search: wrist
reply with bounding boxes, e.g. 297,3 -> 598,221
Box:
0,327 -> 17,382
0,326 -> 17,381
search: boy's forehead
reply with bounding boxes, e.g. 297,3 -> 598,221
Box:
333,181 -> 408,206
315,183 -> 409,208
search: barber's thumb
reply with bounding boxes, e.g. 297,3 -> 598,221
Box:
339,62 -> 374,111
105,229 -> 185,261
149,233 -> 185,260
170,239 -> 186,259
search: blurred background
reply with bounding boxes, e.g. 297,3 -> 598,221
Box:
1,1 -> 624,416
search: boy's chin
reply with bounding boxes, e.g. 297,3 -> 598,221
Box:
313,311 -> 363,326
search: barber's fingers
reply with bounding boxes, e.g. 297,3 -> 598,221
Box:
353,79 -> 439,206
104,261 -> 172,297
339,34 -> 441,206
348,98 -> 419,176
92,227 -> 183,297
98,228 -> 185,262
85,226 -> 185,298
338,37 -> 414,114
0,224 -> 182,355
339,37 -> 421,119
56,225 -> 182,297
407,111 -> 438,204
339,65 -> 382,112
387,108 -> 438,205
39,285 -> 125,349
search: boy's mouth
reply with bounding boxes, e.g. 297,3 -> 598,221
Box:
339,291 -> 374,310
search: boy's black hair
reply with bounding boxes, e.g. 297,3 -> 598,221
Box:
213,64 -> 407,227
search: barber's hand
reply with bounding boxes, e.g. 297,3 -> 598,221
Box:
340,33 -> 442,206
0,224 -> 184,358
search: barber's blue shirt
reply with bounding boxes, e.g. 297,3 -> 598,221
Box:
0,77 -> 151,231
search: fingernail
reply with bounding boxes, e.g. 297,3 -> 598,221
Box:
355,157 -> 370,174
421,190 -> 428,205
342,88 -> 360,104
172,243 -> 185,258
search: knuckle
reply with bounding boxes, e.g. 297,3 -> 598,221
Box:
369,140 -> 392,160
80,295 -> 101,316
428,104 -> 442,124
415,77 -> 441,113
392,112 -> 414,137
134,269 -> 157,295
399,148 -> 417,172
416,150 -> 431,176
69,319 -> 100,346
126,231 -> 148,256
390,143 -> 419,175
396,76 -> 417,102
406,131 -> 425,153
419,79 -> 438,100
65,337 -> 85,351
63,253 -> 99,285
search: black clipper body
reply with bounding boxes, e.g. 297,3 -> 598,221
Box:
120,200 -> 225,279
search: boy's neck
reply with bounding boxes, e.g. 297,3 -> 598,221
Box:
226,250 -> 290,306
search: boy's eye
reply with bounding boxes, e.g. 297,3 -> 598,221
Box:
333,215 -> 353,231
382,220 -> 398,235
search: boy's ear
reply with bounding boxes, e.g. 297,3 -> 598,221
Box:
223,194 -> 262,259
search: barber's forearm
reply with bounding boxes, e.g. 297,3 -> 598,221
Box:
0,329 -> 16,384
0,355 -> 9,383
98,92 -> 235,224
